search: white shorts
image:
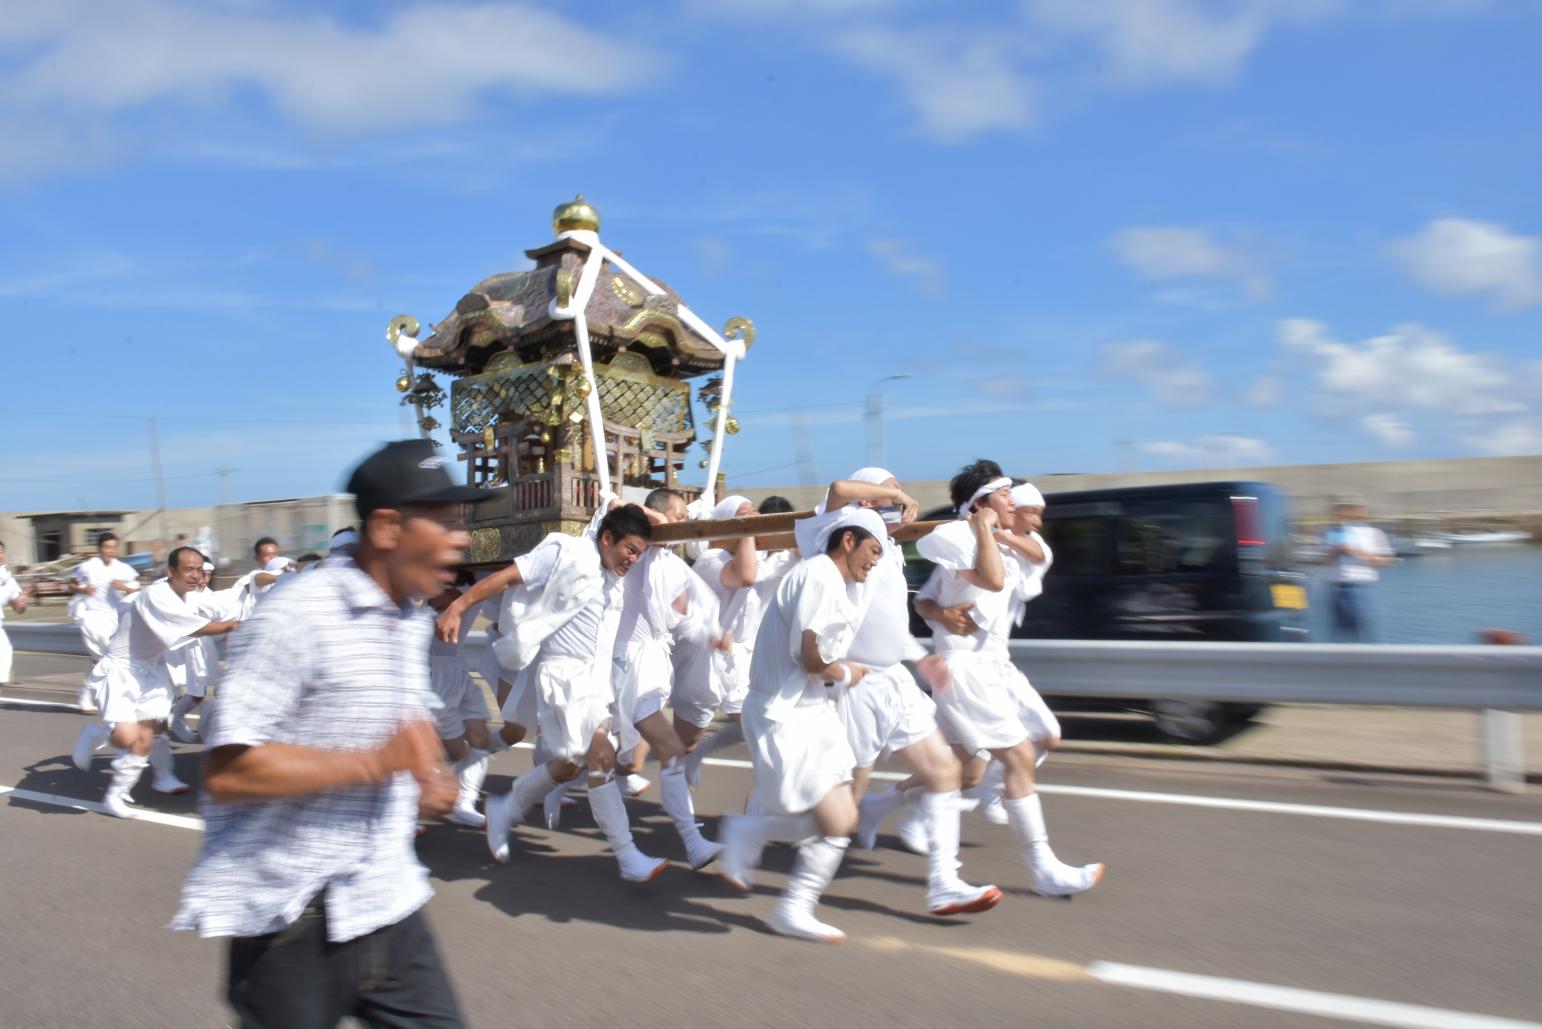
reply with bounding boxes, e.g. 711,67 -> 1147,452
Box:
669,642 -> 722,730
839,663 -> 938,769
429,655 -> 491,740
932,650 -> 1044,755
534,655 -> 613,764
499,664 -> 538,729
715,643 -> 752,717
0,625 -> 12,683
742,693 -> 856,817
1009,671 -> 1060,744
91,657 -> 173,726
78,611 -> 119,662
613,637 -> 672,728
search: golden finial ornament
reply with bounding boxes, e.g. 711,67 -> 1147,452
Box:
574,376 -> 592,399
725,416 -> 741,435
386,314 -> 420,349
552,195 -> 601,235
395,374 -> 411,393
723,316 -> 756,352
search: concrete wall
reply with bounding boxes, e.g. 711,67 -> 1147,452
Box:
737,455 -> 1542,523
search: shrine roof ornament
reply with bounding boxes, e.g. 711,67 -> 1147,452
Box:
386,195 -> 753,507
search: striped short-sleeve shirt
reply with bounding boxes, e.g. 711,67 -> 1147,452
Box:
170,562 -> 441,942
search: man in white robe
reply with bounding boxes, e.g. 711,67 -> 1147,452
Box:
799,468 -> 1003,918
911,461 -> 1102,898
678,495 -> 799,787
69,532 -> 140,712
434,504 -> 668,883
74,546 -> 239,817
717,507 -> 884,943
608,487 -> 726,871
0,540 -> 30,683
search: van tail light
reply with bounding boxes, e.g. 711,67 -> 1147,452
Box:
1231,496 -> 1265,546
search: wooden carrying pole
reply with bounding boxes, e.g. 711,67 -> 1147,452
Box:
650,512 -> 950,551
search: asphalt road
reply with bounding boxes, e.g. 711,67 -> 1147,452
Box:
3,652 -> 1541,1029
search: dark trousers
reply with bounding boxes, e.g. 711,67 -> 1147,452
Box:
226,897 -> 464,1029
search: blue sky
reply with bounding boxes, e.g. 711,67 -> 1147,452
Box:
3,0 -> 1539,511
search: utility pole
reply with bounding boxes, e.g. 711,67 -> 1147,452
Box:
865,374 -> 911,469
147,417 -> 168,540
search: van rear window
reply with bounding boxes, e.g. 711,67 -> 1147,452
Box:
1114,499 -> 1233,575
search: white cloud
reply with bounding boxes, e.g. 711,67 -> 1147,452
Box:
0,1 -> 656,178
1462,419 -> 1542,457
1278,317 -> 1521,418
1101,339 -> 1214,407
864,237 -> 945,296
1360,412 -> 1415,447
1387,217 -> 1542,311
1138,434 -> 1277,466
1245,375 -> 1280,408
1110,224 -> 1271,300
830,27 -> 1035,142
1024,0 -> 1334,86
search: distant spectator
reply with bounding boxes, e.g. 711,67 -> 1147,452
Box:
253,537 -> 279,567
1323,502 -> 1394,642
0,540 -> 32,684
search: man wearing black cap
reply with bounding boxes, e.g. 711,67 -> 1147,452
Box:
172,439 -> 491,1028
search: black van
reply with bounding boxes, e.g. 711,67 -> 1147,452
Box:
905,481 -> 1309,743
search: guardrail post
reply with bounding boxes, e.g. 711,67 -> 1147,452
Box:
1481,710 -> 1526,794
1478,630 -> 1529,794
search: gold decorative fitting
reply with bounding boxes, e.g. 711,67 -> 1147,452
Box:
468,528 -> 501,564
386,313 -> 420,348
482,424 -> 495,449
395,374 -> 411,393
723,316 -> 756,352
610,275 -> 643,307
725,416 -> 741,435
552,194 -> 601,235
574,377 -> 592,399
554,266 -> 574,309
699,458 -> 710,469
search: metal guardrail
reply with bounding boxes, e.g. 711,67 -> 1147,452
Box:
11,624 -> 1538,788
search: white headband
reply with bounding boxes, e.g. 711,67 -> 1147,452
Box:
815,506 -> 887,555
1010,482 -> 1045,509
956,476 -> 1013,519
849,466 -> 894,485
709,494 -> 752,521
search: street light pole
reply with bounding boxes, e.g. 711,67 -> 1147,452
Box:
865,374 -> 911,469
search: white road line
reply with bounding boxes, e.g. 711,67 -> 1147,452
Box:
1,696 -> 84,710
1039,783 -> 1542,836
1087,961 -> 1541,1029
0,785 -> 204,831
7,715 -> 1541,837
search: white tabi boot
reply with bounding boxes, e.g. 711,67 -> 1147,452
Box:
892,786 -> 930,855
661,756 -> 722,870
769,836 -> 849,943
921,790 -> 1002,916
969,760 -> 1008,826
103,750 -> 148,818
71,722 -> 110,771
168,694 -> 200,744
855,784 -> 905,850
588,776 -> 668,883
448,748 -> 490,828
485,765 -> 558,864
619,773 -> 652,797
716,811 -> 817,893
77,686 -> 99,715
148,735 -> 190,795
684,720 -> 743,789
1004,793 -> 1103,898
542,777 -> 574,831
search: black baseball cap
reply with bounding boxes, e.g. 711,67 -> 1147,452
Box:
346,439 -> 495,518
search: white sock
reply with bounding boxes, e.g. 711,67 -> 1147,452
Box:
508,765 -> 559,821
148,735 -> 179,780
586,776 -> 635,852
108,749 -> 148,798
692,721 -> 743,759
921,790 -> 962,888
454,748 -> 490,807
660,757 -> 703,845
1002,792 -> 1058,869
782,835 -> 848,911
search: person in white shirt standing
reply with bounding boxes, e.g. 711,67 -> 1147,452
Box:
79,546 -> 240,817
69,532 -> 140,712
1323,501 -> 1393,642
0,540 -> 32,683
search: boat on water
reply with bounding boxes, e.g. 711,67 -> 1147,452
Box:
1437,530 -> 1532,545
1414,536 -> 1452,550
